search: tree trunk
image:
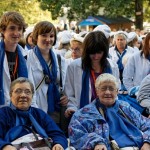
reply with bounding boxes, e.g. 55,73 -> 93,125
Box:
135,0 -> 143,30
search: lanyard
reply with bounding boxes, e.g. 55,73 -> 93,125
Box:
11,53 -> 18,81
90,69 -> 102,83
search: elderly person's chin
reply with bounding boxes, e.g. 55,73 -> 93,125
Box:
99,98 -> 116,107
14,102 -> 30,111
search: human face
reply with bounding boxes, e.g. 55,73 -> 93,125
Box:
89,52 -> 104,64
115,35 -> 127,50
10,82 -> 33,110
2,22 -> 23,45
27,32 -> 34,47
96,81 -> 118,107
70,41 -> 83,59
37,31 -> 55,51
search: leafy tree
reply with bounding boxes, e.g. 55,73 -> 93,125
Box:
38,0 -> 150,29
0,0 -> 54,25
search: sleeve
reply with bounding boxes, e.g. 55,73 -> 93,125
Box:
123,55 -> 135,92
137,75 -> 150,111
122,104 -> 150,143
64,63 -> 80,111
26,53 -> 38,108
108,58 -> 121,89
68,112 -> 109,149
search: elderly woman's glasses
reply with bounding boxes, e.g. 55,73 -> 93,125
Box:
13,88 -> 32,95
98,86 -> 117,92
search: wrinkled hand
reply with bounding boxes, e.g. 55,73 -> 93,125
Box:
52,144 -> 64,150
59,95 -> 68,106
65,109 -> 75,118
2,145 -> 17,150
141,142 -> 150,150
94,144 -> 107,150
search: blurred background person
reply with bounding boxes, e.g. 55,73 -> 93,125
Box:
24,26 -> 35,50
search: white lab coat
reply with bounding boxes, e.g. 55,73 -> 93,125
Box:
137,74 -> 150,111
109,45 -> 135,64
123,51 -> 150,92
64,58 -> 120,111
26,49 -> 66,112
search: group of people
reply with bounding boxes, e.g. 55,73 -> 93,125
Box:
0,10 -> 150,150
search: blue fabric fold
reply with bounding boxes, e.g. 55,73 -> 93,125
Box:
0,41 -> 28,105
17,45 -> 28,78
5,103 -> 48,142
96,99 -> 143,148
118,94 -> 144,114
33,46 -> 60,113
80,60 -> 112,108
0,41 -> 5,105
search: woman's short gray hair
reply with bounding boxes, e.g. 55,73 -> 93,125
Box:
10,77 -> 34,95
95,73 -> 119,89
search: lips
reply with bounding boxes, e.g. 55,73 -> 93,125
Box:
18,100 -> 27,103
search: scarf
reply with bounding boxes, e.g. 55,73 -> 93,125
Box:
5,103 -> 48,142
80,60 -> 112,108
96,99 -> 143,148
25,44 -> 32,50
116,49 -> 127,71
0,40 -> 28,105
34,46 -> 60,113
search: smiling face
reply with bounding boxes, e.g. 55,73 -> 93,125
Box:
37,30 -> 55,51
96,81 -> 118,107
2,21 -> 23,45
10,82 -> 33,110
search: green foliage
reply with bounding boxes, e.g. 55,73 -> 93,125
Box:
38,0 -> 150,28
144,0 -> 150,22
0,0 -> 55,25
101,0 -> 135,18
0,0 -> 149,28
38,0 -> 66,20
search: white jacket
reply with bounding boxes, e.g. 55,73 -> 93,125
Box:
123,51 -> 150,92
137,74 -> 150,111
64,58 -> 120,111
109,45 -> 135,64
26,49 -> 66,112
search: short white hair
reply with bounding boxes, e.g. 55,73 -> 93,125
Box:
114,31 -> 128,42
95,73 -> 119,89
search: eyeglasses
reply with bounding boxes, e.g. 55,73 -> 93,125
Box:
13,88 -> 32,95
98,86 -> 117,92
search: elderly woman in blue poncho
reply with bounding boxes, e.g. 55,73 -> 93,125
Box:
0,77 -> 67,150
68,73 -> 150,150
